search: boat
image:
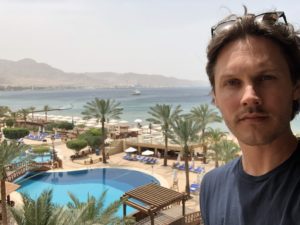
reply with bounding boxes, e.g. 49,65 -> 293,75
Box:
132,89 -> 141,95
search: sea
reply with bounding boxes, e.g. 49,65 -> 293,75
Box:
0,87 -> 299,133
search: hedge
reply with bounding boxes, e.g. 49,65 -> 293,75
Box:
66,139 -> 88,152
3,128 -> 30,140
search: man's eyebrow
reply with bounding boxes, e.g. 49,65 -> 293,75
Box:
217,74 -> 238,81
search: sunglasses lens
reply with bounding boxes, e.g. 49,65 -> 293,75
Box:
255,13 -> 279,25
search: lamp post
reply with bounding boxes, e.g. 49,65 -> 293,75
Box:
50,135 -> 55,168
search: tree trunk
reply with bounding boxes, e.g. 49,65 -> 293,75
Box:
215,153 -> 219,168
1,178 -> 8,225
163,135 -> 168,166
184,146 -> 190,197
101,121 -> 107,163
202,144 -> 207,164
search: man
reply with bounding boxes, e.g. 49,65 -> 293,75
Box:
200,7 -> 300,225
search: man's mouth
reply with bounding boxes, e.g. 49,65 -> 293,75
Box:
238,113 -> 269,122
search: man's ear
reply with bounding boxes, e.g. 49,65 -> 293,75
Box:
211,90 -> 218,108
293,80 -> 300,101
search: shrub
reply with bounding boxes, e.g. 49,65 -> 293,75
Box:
66,139 -> 88,152
78,128 -> 104,150
32,144 -> 50,154
3,127 -> 29,140
5,118 -> 14,127
58,121 -> 74,130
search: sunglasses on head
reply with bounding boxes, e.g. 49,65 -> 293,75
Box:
211,11 -> 288,37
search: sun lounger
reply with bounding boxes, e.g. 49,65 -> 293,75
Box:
193,167 -> 205,173
123,155 -> 131,160
137,155 -> 145,161
188,165 -> 194,171
147,158 -> 157,164
190,183 -> 201,194
144,157 -> 152,163
145,158 -> 153,164
178,164 -> 185,170
175,163 -> 184,169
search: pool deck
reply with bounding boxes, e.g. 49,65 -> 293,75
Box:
10,138 -> 216,213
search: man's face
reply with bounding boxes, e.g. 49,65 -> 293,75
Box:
213,36 -> 300,146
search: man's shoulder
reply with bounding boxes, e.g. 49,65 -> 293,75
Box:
200,158 -> 241,221
202,157 -> 240,186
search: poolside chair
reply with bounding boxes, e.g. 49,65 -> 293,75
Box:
172,161 -> 180,168
188,165 -> 194,171
143,157 -> 151,163
148,158 -> 157,164
123,155 -> 131,160
137,155 -> 145,161
190,183 -> 201,194
54,133 -> 61,139
144,157 -> 153,164
178,164 -> 185,170
175,163 -> 183,169
190,166 -> 196,172
193,167 -> 204,173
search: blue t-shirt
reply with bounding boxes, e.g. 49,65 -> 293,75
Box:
200,141 -> 300,225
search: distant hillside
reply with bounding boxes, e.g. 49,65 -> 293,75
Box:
0,58 -> 203,88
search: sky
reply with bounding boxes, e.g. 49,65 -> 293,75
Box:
0,0 -> 299,83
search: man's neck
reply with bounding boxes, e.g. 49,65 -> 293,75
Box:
240,133 -> 298,176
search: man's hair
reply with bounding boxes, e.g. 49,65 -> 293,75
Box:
206,7 -> 300,119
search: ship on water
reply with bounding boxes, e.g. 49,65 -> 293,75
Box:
132,89 -> 141,95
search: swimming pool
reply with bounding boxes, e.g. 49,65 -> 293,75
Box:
12,153 -> 52,163
16,168 -> 159,216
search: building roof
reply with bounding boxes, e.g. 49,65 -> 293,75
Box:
122,183 -> 186,213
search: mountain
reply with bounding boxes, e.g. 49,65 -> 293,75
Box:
0,58 -> 203,88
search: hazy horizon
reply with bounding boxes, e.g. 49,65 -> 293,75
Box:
0,0 -> 299,83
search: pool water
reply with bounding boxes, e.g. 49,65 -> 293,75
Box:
12,154 -> 52,163
16,168 -> 159,216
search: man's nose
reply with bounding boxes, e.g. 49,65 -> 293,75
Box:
240,85 -> 262,106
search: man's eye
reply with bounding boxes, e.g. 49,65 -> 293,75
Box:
225,79 -> 240,86
259,75 -> 275,81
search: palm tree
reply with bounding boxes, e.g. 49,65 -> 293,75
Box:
147,104 -> 182,166
28,106 -> 36,120
66,190 -> 134,225
218,139 -> 240,165
10,189 -> 68,225
206,128 -> 227,168
18,108 -> 30,126
0,106 -> 11,128
43,105 -> 51,122
0,140 -> 27,225
189,104 -> 222,163
10,111 -> 20,125
81,98 -> 123,163
0,106 -> 11,118
171,116 -> 202,197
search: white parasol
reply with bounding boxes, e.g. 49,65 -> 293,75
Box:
124,147 -> 137,153
142,149 -> 154,156
134,118 -> 143,123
